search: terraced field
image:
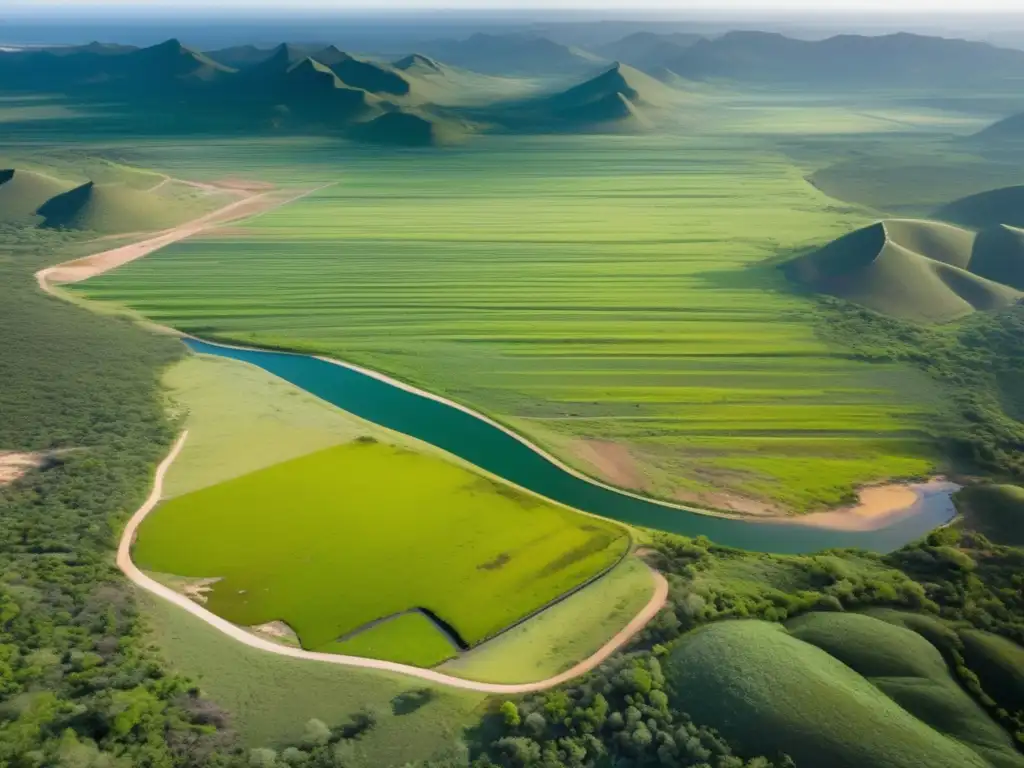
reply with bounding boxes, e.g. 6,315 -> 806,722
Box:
73,135 -> 939,510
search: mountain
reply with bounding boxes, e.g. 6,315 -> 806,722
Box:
665,31 -> 1024,87
522,62 -> 681,130
44,41 -> 137,57
314,47 -> 412,96
420,33 -> 602,75
934,186 -> 1024,230
0,169 -> 73,223
785,219 -> 1023,322
393,54 -> 444,75
124,39 -> 233,83
236,43 -> 310,78
204,44 -> 281,69
975,111 -> 1024,142
594,32 -> 705,72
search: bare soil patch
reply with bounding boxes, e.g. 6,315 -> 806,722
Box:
0,451 -> 46,486
180,577 -> 222,604
249,620 -> 301,647
674,488 -> 784,517
572,439 -> 648,492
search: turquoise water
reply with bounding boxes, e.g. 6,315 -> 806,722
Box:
185,338 -> 955,555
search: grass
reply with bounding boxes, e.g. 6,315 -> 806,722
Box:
70,133 -> 940,512
955,485 -> 1024,546
786,612 -> 1021,767
785,218 -> 1023,323
163,354 -> 403,497
139,590 -> 485,761
438,555 -> 654,683
330,612 -> 460,667
664,619 -> 995,768
133,439 -> 629,659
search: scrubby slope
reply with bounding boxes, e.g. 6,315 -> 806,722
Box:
36,182 -> 195,234
664,620 -> 998,768
786,219 -> 1023,322
956,484 -> 1024,545
0,169 -> 72,223
935,186 -> 1024,230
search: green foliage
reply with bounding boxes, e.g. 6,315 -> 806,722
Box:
0,219 -> 233,764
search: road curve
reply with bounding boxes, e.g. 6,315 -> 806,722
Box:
118,431 -> 669,695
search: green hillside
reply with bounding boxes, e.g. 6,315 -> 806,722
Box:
0,168 -> 72,223
786,218 -> 1023,322
787,613 -> 1021,768
935,186 -> 1024,230
977,112 -> 1024,141
393,53 -> 444,74
959,630 -> 1024,717
956,484 -> 1024,545
36,181 -> 196,234
352,110 -> 465,147
664,620 -> 1010,768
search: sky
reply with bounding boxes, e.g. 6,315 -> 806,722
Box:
7,0 -> 1024,11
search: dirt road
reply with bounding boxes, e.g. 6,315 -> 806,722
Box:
118,432 -> 668,694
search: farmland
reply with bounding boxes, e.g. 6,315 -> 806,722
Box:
72,133 -> 942,512
133,438 -> 629,665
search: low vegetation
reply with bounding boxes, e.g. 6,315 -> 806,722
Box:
956,485 -> 1024,546
133,440 -> 629,662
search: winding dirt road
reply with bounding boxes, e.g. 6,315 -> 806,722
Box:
119,431 -> 668,694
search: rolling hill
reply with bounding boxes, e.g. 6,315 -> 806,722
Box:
498,62 -> 681,132
935,186 -> 1024,230
36,181 -> 197,234
664,30 -> 1024,88
0,169 -> 73,223
419,32 -> 602,75
664,619 -> 1014,768
785,219 -> 1024,322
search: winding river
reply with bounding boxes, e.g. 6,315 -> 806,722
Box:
185,337 -> 956,555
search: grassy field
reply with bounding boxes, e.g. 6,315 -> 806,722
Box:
140,591 -> 485,760
71,134 -> 941,512
664,619 -> 1006,768
134,439 -> 629,662
438,555 -> 654,683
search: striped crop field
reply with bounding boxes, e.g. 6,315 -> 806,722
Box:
74,134 -> 940,510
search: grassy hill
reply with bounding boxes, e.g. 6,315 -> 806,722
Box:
0,168 -> 72,223
393,53 -> 444,75
785,219 -> 1023,322
959,629 -> 1024,717
956,484 -> 1024,545
935,186 -> 1024,230
36,181 -> 196,234
664,619 -> 1014,768
497,62 -> 681,132
352,110 -> 465,147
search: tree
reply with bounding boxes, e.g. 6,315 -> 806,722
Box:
500,701 -> 521,728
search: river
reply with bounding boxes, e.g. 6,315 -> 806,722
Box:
184,337 -> 956,554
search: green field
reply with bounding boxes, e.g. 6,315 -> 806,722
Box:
134,438 -> 629,664
438,555 -> 654,683
71,134 -> 942,511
